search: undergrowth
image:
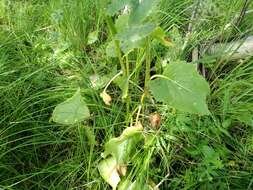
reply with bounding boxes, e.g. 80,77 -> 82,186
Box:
0,0 -> 252,189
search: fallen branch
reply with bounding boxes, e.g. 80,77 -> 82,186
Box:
207,36 -> 253,60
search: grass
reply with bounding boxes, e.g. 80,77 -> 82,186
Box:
0,0 -> 253,189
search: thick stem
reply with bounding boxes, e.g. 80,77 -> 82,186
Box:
105,16 -> 126,75
106,16 -> 132,124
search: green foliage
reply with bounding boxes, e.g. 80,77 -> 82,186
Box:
107,0 -> 159,25
1,0 -> 253,189
52,89 -> 90,125
152,27 -> 173,47
99,125 -> 144,189
150,61 -> 210,115
116,23 -> 156,53
118,179 -> 150,190
106,0 -> 134,16
106,41 -> 117,57
201,145 -> 223,170
107,0 -> 163,53
115,14 -> 129,32
99,0 -> 212,188
98,157 -> 120,190
114,75 -> 129,99
129,0 -> 159,25
103,125 -> 144,164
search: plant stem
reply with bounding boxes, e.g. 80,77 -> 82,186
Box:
126,55 -> 129,76
104,70 -> 123,92
135,49 -> 144,85
105,16 -> 126,75
144,38 -> 151,95
125,55 -> 130,122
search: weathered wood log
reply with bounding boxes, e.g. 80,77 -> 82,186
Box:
207,36 -> 253,60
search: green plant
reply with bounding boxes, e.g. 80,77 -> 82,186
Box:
51,0 -> 211,189
1,0 -> 253,189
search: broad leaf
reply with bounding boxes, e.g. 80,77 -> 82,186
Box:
129,0 -> 159,25
52,89 -> 90,125
115,23 -> 156,53
118,179 -> 135,190
106,41 -> 117,57
89,68 -> 118,89
121,38 -> 145,54
89,74 -> 110,90
116,23 -> 156,42
115,14 -> 129,33
114,75 -> 129,99
103,125 -> 144,165
118,179 -> 150,190
98,157 -> 121,190
118,180 -> 144,190
149,61 -> 210,115
106,0 -> 135,16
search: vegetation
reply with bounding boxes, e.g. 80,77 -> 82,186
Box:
0,0 -> 252,189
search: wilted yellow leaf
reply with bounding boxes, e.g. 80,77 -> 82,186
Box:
117,165 -> 127,176
100,91 -> 112,105
98,157 -> 120,190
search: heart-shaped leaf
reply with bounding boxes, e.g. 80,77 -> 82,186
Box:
98,157 -> 121,190
118,180 -> 138,190
115,14 -> 130,33
106,0 -> 135,16
52,89 -> 90,125
106,41 -> 117,57
149,61 -> 210,115
129,0 -> 159,25
114,75 -> 129,99
115,23 -> 156,53
116,23 -> 156,42
121,39 -> 146,54
103,125 -> 144,165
